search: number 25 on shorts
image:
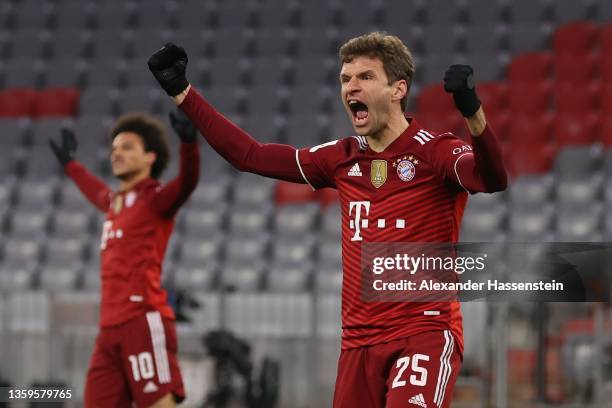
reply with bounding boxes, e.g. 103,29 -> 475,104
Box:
391,354 -> 430,388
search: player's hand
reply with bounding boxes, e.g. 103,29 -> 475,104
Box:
169,109 -> 197,143
443,64 -> 481,117
147,43 -> 189,97
49,128 -> 78,166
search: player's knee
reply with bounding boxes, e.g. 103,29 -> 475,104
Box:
146,393 -> 176,408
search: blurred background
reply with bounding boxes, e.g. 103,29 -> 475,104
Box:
0,0 -> 611,406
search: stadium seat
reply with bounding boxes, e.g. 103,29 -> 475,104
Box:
317,235 -> 342,266
554,53 -> 601,84
220,260 -> 265,292
267,263 -> 312,292
320,203 -> 341,239
225,233 -> 270,262
33,88 -> 79,118
554,113 -> 599,146
417,112 -> 462,136
475,82 -> 509,117
181,207 -> 227,236
600,117 -> 612,147
274,203 -> 318,236
601,82 -> 612,113
14,180 -> 57,211
508,0 -> 550,24
45,238 -> 85,267
416,84 -> 456,117
600,23 -> 612,54
508,81 -> 552,114
460,203 -> 506,242
8,210 -> 49,240
50,210 -> 91,239
117,87 -> 162,114
0,88 -> 37,117
271,235 -> 316,265
39,266 -> 80,292
173,264 -> 218,291
0,267 -> 35,291
507,52 -> 553,82
554,83 -> 598,115
557,178 -> 602,208
552,22 -> 600,54
43,58 -> 87,88
556,204 -> 602,242
509,174 -> 555,208
508,204 -> 555,242
8,28 -> 49,59
275,181 -> 316,206
314,264 -> 343,294
314,187 -> 339,207
2,238 -> 41,270
506,24 -> 552,53
179,237 -> 224,266
233,173 -> 275,206
555,145 -> 603,179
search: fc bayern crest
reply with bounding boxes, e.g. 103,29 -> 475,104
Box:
393,155 -> 419,182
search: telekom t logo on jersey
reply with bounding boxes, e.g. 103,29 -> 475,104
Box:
100,221 -> 124,250
349,201 -> 370,241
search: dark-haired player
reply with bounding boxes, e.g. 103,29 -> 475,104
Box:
49,112 -> 200,407
148,32 -> 508,407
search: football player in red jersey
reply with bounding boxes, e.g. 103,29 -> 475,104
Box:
148,32 -> 507,408
49,112 -> 200,408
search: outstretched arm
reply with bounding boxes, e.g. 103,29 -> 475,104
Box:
150,110 -> 200,218
50,128 -> 112,212
147,43 -> 306,183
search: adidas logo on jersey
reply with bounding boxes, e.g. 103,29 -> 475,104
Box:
408,393 -> 427,407
348,163 -> 362,176
143,381 -> 158,394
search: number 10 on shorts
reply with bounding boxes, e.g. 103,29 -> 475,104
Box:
391,354 -> 430,388
128,352 -> 155,382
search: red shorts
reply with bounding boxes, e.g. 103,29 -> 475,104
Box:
84,311 -> 185,408
333,330 -> 461,408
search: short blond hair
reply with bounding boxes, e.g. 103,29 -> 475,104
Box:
339,32 -> 415,111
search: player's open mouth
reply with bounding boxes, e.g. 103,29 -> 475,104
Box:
348,100 -> 369,126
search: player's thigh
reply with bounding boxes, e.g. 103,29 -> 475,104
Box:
121,312 -> 185,408
84,337 -> 132,408
385,330 -> 461,408
333,348 -> 386,408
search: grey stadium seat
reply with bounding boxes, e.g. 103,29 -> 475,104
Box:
184,178 -> 231,209
556,204 -> 602,242
2,239 -> 41,270
3,57 -> 43,87
0,118 -> 30,148
51,210 -> 91,238
117,87 -> 163,114
49,29 -> 91,59
266,263 -> 312,292
179,237 -> 224,267
14,2 -> 54,29
79,87 -> 120,116
460,205 -> 507,242
317,236 -> 342,267
508,204 -> 555,242
422,0 -> 463,25
320,203 -> 341,239
382,0 -> 423,28
129,29 -> 175,59
90,29 -> 133,59
45,238 -> 85,267
506,24 -> 552,53
465,0 -> 504,23
245,57 -> 292,87
209,57 -> 248,86
274,203 -> 319,237
8,211 -> 49,240
220,260 -> 266,292
57,183 -> 89,211
233,174 -> 275,206
314,264 -> 343,294
554,145 -> 603,180
224,234 -> 270,262
508,0 -> 551,24
14,180 -> 57,211
252,28 -> 291,58
551,0 -> 592,24
39,266 -> 80,292
556,177 -> 602,208
509,174 -> 554,209
464,24 -> 506,60
181,207 -> 227,237
271,235 -> 316,265
0,267 -> 35,291
42,58 -> 87,88
84,60 -> 126,88
173,263 -> 218,291
9,29 -> 50,59
53,2 -> 94,30
91,2 -> 135,30
228,205 -> 272,236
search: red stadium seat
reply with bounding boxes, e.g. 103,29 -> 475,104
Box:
602,56 -> 612,84
554,53 -> 600,84
416,84 -> 455,116
486,111 -> 511,143
601,82 -> 612,113
0,88 -> 37,117
554,113 -> 599,146
34,88 -> 80,118
601,23 -> 612,54
509,113 -> 553,146
416,112 -> 462,136
508,81 -> 553,115
476,82 -> 509,117
506,141 -> 556,177
552,22 -> 600,55
599,116 -> 612,147
554,83 -> 598,115
314,187 -> 339,206
507,52 -> 553,83
275,180 -> 316,205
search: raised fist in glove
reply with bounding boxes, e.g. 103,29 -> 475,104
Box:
148,43 -> 189,97
169,109 -> 197,143
49,128 -> 78,166
443,64 -> 481,117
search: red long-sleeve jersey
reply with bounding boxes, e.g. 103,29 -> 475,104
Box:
180,87 -> 507,351
66,142 -> 200,327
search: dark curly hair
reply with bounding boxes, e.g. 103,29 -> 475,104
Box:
110,113 -> 170,179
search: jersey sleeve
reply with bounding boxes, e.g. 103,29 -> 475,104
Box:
426,126 -> 507,193
65,160 -> 112,212
296,140 -> 341,190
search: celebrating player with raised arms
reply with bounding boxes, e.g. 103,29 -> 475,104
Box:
49,112 -> 200,407
148,32 -> 507,407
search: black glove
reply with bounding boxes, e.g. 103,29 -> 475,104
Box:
147,43 -> 189,97
443,64 -> 481,117
169,109 -> 197,143
49,128 -> 78,166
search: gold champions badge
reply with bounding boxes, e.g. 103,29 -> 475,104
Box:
112,194 -> 123,214
370,160 -> 388,188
